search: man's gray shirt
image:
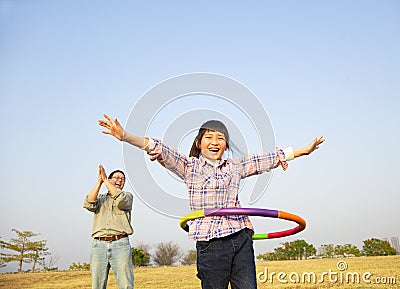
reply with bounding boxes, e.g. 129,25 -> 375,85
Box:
83,189 -> 133,237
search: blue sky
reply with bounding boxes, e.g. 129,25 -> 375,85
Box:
1,1 -> 399,271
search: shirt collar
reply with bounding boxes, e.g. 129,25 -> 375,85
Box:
199,155 -> 225,167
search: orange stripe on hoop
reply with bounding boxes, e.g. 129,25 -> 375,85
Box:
278,211 -> 306,230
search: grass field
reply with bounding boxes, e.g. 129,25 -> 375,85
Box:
0,255 -> 398,289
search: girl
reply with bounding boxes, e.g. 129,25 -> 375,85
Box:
99,114 -> 324,289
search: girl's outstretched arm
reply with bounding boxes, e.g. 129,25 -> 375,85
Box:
293,136 -> 325,158
98,114 -> 148,149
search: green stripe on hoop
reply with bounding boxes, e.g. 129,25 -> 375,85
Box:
179,209 -> 205,230
252,233 -> 268,240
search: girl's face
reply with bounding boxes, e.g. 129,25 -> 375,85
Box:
197,130 -> 227,160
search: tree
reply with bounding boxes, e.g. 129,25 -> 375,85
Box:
257,240 -> 316,261
277,240 -> 316,260
257,251 -> 276,261
43,256 -> 59,271
272,246 -> 287,261
334,244 -> 361,257
290,240 -> 315,260
28,240 -> 49,272
320,244 -> 335,258
69,262 -> 90,270
0,237 -> 6,269
305,243 -> 317,259
181,249 -> 197,265
153,241 -> 182,266
133,243 -> 151,267
132,247 -> 150,267
362,238 -> 397,256
0,229 -> 49,272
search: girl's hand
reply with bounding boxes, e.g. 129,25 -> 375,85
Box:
293,136 -> 325,158
98,114 -> 125,141
304,136 -> 325,155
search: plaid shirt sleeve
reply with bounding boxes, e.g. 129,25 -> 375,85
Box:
237,147 -> 288,178
145,137 -> 189,180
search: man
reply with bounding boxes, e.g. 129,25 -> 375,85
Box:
83,165 -> 134,289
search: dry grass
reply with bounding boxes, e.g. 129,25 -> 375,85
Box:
0,255 -> 398,289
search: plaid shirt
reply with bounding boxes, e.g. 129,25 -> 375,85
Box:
146,138 -> 289,241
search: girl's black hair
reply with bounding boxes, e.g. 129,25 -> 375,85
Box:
189,120 -> 230,158
108,170 -> 126,179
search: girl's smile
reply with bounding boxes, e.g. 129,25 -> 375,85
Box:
197,130 -> 227,160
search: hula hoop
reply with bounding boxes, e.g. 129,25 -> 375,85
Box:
180,208 -> 306,240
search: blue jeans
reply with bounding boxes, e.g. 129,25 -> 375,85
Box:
90,237 -> 134,289
196,228 -> 257,289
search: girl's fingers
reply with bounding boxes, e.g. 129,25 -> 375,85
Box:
98,121 -> 108,128
103,114 -> 113,122
98,115 -> 114,128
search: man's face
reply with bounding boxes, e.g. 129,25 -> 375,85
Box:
109,172 -> 125,189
